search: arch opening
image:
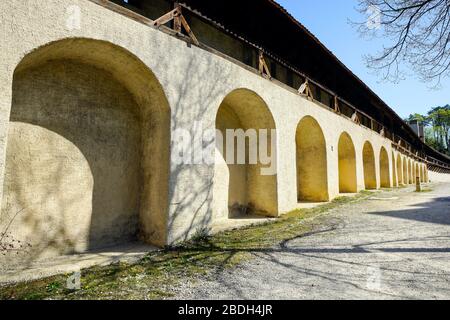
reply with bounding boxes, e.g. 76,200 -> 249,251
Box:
214,89 -> 278,220
296,116 -> 329,202
338,132 -> 357,193
380,147 -> 390,188
409,160 -> 413,184
396,154 -> 403,185
363,142 -> 377,190
392,152 -> 398,187
1,38 -> 171,263
403,157 -> 408,185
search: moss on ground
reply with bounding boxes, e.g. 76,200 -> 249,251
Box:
0,192 -> 373,300
415,187 -> 433,193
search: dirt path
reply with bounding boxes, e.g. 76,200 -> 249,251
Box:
174,183 -> 450,300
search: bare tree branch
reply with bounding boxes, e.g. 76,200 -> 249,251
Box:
355,0 -> 450,85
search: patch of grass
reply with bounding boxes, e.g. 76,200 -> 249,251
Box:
359,190 -> 376,195
46,281 -> 62,293
190,227 -> 211,243
0,192 -> 371,300
415,187 -> 433,193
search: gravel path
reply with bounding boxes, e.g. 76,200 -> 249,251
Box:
175,183 -> 450,300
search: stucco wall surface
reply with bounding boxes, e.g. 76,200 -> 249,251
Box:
0,0 -> 431,265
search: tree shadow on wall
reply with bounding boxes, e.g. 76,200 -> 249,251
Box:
165,43 -> 235,243
1,38 -> 238,268
2,60 -> 144,266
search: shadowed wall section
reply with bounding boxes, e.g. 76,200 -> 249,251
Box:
363,142 -> 377,190
407,160 -> 411,184
409,160 -> 413,184
392,152 -> 398,187
403,158 -> 408,185
214,89 -> 278,219
414,162 -> 418,182
1,39 -> 170,262
338,132 -> 357,193
296,116 -> 329,202
397,154 -> 403,185
380,147 -> 390,188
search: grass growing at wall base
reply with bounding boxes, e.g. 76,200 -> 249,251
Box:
415,187 -> 433,193
0,191 -> 374,300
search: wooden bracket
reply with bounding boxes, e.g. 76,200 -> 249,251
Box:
334,96 -> 340,113
153,7 -> 181,28
258,51 -> 271,79
173,2 -> 182,33
298,79 -> 313,100
152,5 -> 199,46
179,14 -> 199,46
351,111 -> 360,124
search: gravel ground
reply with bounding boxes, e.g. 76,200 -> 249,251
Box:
174,183 -> 450,300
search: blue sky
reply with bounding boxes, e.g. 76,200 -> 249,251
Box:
276,0 -> 450,118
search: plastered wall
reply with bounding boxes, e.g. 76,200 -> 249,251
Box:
0,0 -> 430,265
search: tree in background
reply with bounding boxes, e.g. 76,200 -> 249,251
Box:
356,0 -> 450,84
407,105 -> 450,155
407,113 -> 427,123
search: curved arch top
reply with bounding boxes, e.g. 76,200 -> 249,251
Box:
14,38 -> 171,116
216,88 -> 276,130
